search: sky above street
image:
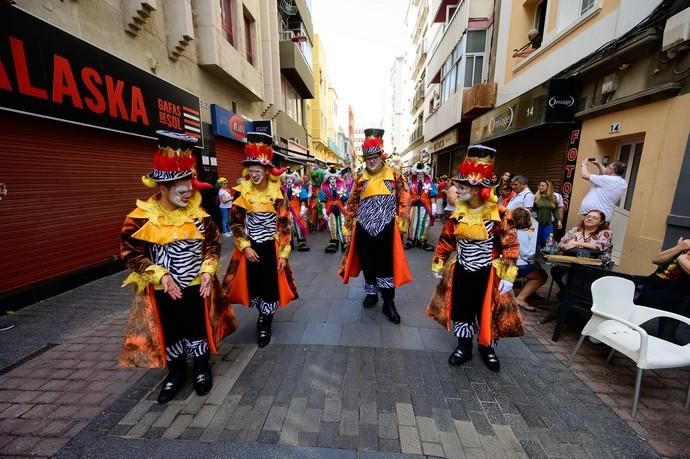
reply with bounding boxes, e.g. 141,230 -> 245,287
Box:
312,0 -> 407,129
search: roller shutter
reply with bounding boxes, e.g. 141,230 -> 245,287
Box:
214,137 -> 245,184
0,112 -> 153,294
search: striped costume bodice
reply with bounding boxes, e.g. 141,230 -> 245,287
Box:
357,181 -> 396,236
456,221 -> 494,271
246,212 -> 277,243
150,219 -> 205,288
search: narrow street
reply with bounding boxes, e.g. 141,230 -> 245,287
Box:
0,230 -> 669,458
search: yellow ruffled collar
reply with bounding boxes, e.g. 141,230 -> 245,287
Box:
451,200 -> 500,241
128,192 -> 208,226
359,165 -> 394,182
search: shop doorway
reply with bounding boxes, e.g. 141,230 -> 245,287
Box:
609,139 -> 644,262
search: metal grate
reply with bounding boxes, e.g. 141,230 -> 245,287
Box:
279,0 -> 297,16
0,343 -> 59,376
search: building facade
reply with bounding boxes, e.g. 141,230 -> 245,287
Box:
0,0 -> 294,305
382,56 -> 407,155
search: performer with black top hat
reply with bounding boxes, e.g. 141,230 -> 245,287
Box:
319,166 -> 349,253
405,161 -> 438,251
222,132 -> 298,347
282,169 -> 310,251
120,130 -> 238,404
338,129 -> 412,324
426,145 -> 523,371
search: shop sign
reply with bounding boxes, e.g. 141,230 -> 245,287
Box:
427,130 -> 457,155
253,120 -> 272,136
0,6 -> 203,146
471,79 -> 578,143
210,104 -> 252,142
559,124 -> 583,228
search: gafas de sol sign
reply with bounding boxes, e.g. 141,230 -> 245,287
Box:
0,5 -> 203,147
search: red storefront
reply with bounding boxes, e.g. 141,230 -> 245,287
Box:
210,104 -> 252,184
0,5 -> 203,307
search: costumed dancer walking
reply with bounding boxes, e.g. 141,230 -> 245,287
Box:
405,161 -> 438,251
120,131 -> 238,404
319,166 -> 349,253
338,129 -> 412,324
222,132 -> 298,347
341,167 -> 354,192
426,145 -> 523,371
283,169 -> 310,252
308,168 -> 327,232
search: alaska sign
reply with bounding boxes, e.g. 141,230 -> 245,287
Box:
0,6 -> 203,147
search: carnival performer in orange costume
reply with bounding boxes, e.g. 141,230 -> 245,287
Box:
120,131 -> 237,404
405,161 -> 438,251
338,129 -> 412,324
222,133 -> 298,348
319,166 -> 349,253
282,169 -> 310,252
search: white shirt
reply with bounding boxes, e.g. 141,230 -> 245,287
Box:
517,228 -> 537,267
507,187 -> 534,211
579,174 -> 627,221
218,189 -> 232,209
554,192 -> 564,209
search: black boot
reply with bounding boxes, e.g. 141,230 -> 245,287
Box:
297,239 -> 310,252
421,240 -> 435,251
192,355 -> 213,396
381,288 -> 400,324
324,240 -> 338,253
362,294 -> 378,309
403,240 -> 413,250
158,357 -> 187,404
448,337 -> 473,367
478,345 -> 500,372
257,313 -> 274,348
340,240 -> 347,253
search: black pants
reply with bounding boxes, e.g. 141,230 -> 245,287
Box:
154,285 -> 207,360
637,276 -> 690,340
356,220 -> 395,300
247,239 -> 280,313
451,264 -> 491,337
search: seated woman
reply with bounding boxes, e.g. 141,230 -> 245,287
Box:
551,210 -> 613,292
636,237 -> 690,340
512,208 -> 547,312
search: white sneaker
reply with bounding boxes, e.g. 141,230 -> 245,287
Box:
222,232 -> 232,238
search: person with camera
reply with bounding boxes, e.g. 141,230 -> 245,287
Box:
579,157 -> 627,222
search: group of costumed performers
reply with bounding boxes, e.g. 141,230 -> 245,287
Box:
338,129 -> 412,324
405,162 -> 438,251
319,166 -> 350,253
282,169 -> 311,252
119,131 -> 238,404
425,145 -> 524,372
222,132 -> 299,349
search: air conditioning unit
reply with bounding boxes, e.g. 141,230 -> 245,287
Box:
662,7 -> 690,52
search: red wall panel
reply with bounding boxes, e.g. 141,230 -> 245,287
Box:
214,136 -> 245,185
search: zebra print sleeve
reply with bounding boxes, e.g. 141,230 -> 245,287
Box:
201,216 -> 221,269
120,216 -> 156,275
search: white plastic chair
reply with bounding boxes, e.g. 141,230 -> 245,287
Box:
567,276 -> 690,417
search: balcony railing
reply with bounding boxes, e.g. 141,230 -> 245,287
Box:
409,124 -> 423,144
462,82 -> 497,119
427,0 -> 467,86
279,23 -> 313,70
411,86 -> 425,111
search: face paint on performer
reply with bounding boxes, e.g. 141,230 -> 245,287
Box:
286,176 -> 294,186
329,176 -> 337,186
364,153 -> 383,173
417,173 -> 425,182
247,166 -> 267,185
456,184 -> 473,202
165,180 -> 193,208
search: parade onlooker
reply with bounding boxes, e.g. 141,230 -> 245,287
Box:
533,180 -> 561,249
547,179 -> 565,229
498,184 -> 515,208
579,158 -> 627,222
496,171 -> 512,195
443,179 -> 458,220
512,208 -> 547,312
551,210 -> 613,292
217,177 -> 232,237
635,237 -> 690,340
507,175 -> 534,211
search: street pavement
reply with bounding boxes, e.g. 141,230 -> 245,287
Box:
0,227 -> 676,458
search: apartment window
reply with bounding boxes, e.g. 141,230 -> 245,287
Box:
534,0 -> 547,39
464,30 -> 486,88
580,0 -> 596,15
220,0 -> 234,46
440,41 -> 462,104
244,10 -> 255,65
282,77 -> 303,124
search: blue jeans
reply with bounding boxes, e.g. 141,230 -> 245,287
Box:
537,224 -> 553,250
220,207 -> 230,233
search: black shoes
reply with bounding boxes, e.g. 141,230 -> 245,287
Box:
403,241 -> 413,250
448,338 -> 473,367
324,240 -> 338,253
158,359 -> 187,404
297,240 -> 310,251
257,313 -> 273,348
478,345 -> 500,372
192,356 -> 213,396
340,241 -> 347,253
421,241 -> 435,251
362,294 -> 378,309
382,301 -> 401,324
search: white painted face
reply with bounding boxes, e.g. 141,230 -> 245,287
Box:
456,184 -> 473,202
416,173 -> 425,182
165,180 -> 193,208
248,166 -> 267,185
329,176 -> 337,186
286,176 -> 294,186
